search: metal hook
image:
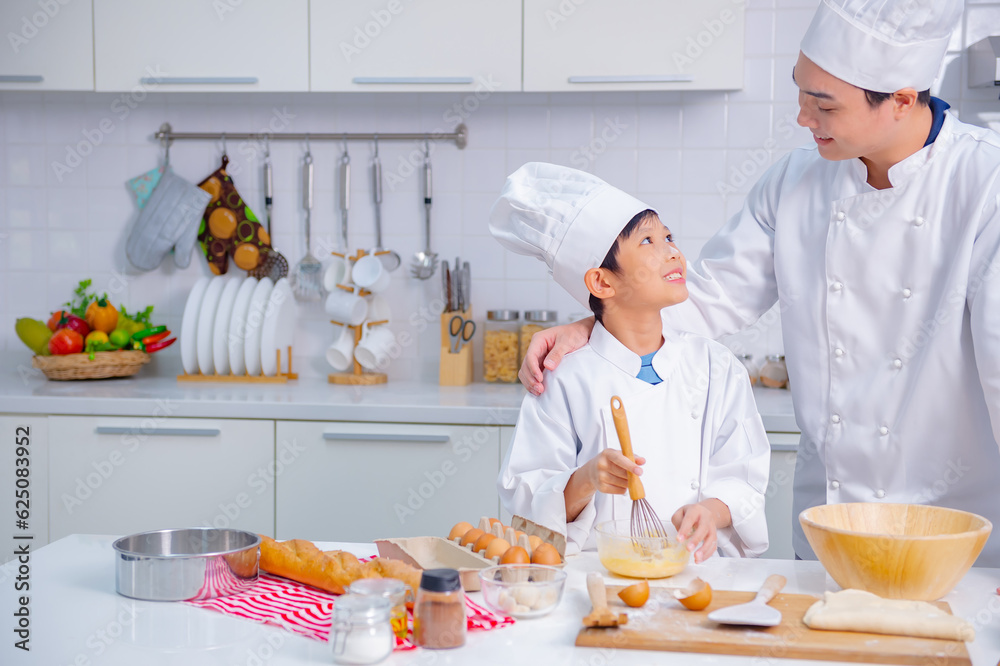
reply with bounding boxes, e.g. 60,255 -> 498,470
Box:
341,135 -> 350,165
263,134 -> 270,159
221,132 -> 228,155
373,134 -> 379,158
305,132 -> 311,155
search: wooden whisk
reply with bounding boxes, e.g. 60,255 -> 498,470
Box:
610,395 -> 670,555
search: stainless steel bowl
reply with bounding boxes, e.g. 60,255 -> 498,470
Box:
113,528 -> 261,601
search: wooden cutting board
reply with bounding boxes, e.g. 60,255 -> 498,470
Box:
575,586 -> 971,665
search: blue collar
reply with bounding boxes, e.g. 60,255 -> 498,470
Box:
924,96 -> 951,147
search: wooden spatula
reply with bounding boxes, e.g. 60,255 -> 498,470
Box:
582,572 -> 628,628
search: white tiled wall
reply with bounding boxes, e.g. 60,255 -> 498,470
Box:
2,1 -> 998,381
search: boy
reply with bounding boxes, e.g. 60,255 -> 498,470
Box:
490,163 -> 769,561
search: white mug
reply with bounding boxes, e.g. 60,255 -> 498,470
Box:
352,254 -> 391,293
325,287 -> 368,326
323,255 -> 352,292
354,324 -> 397,371
325,325 -> 355,371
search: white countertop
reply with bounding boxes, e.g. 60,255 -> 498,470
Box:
0,351 -> 800,432
2,535 -> 997,665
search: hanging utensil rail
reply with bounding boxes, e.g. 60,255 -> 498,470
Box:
154,122 -> 468,149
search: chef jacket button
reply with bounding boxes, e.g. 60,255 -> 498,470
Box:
830,480 -> 841,490
690,410 -> 699,419
831,281 -> 843,292
893,358 -> 903,369
879,426 -> 889,436
913,216 -> 925,227
834,348 -> 845,358
831,414 -> 841,424
835,212 -> 846,222
875,489 -> 886,499
902,288 -> 912,299
690,481 -> 699,490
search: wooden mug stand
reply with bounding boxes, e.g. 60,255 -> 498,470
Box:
178,346 -> 299,383
328,319 -> 390,385
439,308 -> 473,386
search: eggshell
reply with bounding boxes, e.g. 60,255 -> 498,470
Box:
530,542 -> 562,565
618,580 -> 650,608
484,538 -> 511,561
449,522 -> 474,541
674,578 -> 713,610
460,528 -> 485,548
473,533 -> 496,553
500,546 -> 530,564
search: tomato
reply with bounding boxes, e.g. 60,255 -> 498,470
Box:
49,328 -> 84,355
46,310 -> 71,331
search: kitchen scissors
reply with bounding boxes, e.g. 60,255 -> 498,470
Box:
449,315 -> 475,354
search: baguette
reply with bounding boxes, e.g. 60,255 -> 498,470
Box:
259,535 -> 422,595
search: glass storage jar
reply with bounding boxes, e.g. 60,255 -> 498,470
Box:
519,310 -> 557,365
484,310 -> 520,383
348,577 -> 410,641
759,354 -> 788,389
329,594 -> 394,664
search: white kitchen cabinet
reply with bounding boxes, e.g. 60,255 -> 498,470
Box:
93,0 -> 309,92
47,416 -> 274,541
523,0 -> 744,92
275,421 -> 500,542
762,432 -> 797,560
310,0 -> 521,93
0,415 -> 48,562
0,0 -> 93,90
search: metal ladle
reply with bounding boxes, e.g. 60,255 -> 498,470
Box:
371,136 -> 401,271
411,141 -> 438,280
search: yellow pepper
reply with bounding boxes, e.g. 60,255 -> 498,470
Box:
85,298 -> 118,334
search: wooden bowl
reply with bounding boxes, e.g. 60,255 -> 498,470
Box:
799,503 -> 991,600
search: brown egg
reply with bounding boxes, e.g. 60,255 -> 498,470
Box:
460,528 -> 485,548
488,518 -> 504,528
484,538 -> 511,561
500,546 -> 530,565
530,542 -> 562,565
618,580 -> 650,608
449,521 -> 474,541
527,535 -> 544,552
674,578 -> 713,611
473,533 -> 496,553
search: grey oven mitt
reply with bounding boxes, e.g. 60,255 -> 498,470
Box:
126,168 -> 211,271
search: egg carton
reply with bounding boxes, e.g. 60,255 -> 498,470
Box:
374,536 -> 494,592
448,515 -> 566,564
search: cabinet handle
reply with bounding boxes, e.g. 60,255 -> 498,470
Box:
322,432 -> 451,443
95,426 -> 221,437
139,76 -> 259,85
0,75 -> 43,83
567,75 -> 694,84
352,76 -> 475,85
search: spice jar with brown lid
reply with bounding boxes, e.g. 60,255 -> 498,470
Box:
520,310 -> 557,365
413,568 -> 466,649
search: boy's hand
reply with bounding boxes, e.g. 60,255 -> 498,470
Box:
672,502 -> 723,564
519,317 -> 595,395
582,451 -> 645,495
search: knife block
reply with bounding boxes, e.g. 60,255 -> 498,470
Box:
439,309 -> 473,386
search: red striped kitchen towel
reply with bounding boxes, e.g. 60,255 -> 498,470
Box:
185,572 -> 514,649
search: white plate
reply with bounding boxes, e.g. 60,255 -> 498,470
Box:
243,277 -> 274,377
180,277 -> 210,375
212,277 -> 242,376
196,276 -> 229,376
227,277 -> 258,377
260,278 -> 297,377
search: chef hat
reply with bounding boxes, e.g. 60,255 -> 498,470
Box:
800,0 -> 962,93
489,162 -> 651,308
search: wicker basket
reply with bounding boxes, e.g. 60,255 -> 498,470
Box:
32,350 -> 151,380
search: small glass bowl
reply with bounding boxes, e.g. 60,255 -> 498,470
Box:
477,564 -> 567,619
595,519 -> 690,579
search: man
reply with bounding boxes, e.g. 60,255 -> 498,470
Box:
520,0 -> 1000,565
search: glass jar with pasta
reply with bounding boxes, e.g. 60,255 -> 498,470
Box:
519,310 -> 557,366
484,310 -> 520,383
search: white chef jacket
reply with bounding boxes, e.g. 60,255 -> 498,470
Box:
499,322 -> 770,557
662,113 -> 1000,566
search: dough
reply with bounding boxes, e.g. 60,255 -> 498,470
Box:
803,589 -> 974,642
